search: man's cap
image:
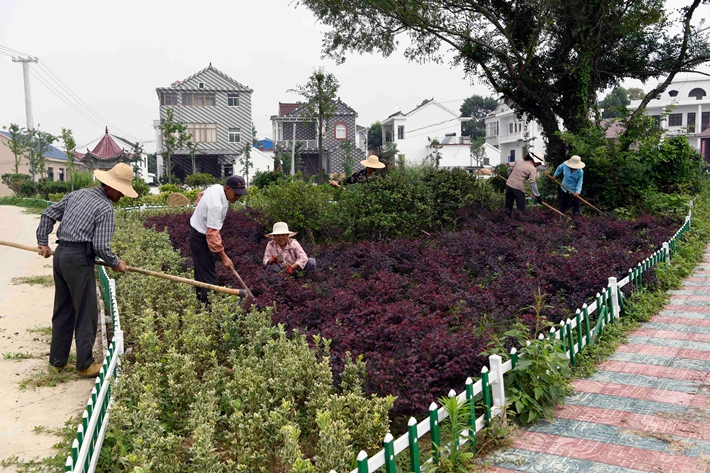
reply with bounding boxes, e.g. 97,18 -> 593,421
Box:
226,175 -> 248,195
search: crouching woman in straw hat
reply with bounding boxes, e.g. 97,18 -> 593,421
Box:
553,155 -> 585,217
36,162 -> 137,378
263,222 -> 316,276
329,154 -> 385,187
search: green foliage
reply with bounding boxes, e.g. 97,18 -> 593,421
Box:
428,396 -> 475,473
599,87 -> 630,118
252,169 -> 291,189
2,123 -> 27,174
60,128 -> 77,191
98,215 -> 393,471
132,179 -> 151,198
159,183 -> 180,194
184,172 -> 216,188
1,173 -> 31,195
159,108 -> 191,184
0,196 -> 49,208
490,164 -> 508,193
71,170 -> 96,190
35,180 -> 72,200
333,166 -> 496,240
48,193 -> 65,202
460,95 -> 498,139
258,179 -> 338,245
367,121 -> 383,152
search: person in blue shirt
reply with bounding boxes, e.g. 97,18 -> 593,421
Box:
553,155 -> 585,216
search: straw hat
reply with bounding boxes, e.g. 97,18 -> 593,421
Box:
528,151 -> 545,165
265,222 -> 298,238
94,163 -> 138,198
360,154 -> 385,169
565,155 -> 586,169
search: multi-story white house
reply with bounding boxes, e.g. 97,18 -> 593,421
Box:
153,64 -> 253,181
627,75 -> 710,162
484,102 -> 547,164
380,98 -> 493,168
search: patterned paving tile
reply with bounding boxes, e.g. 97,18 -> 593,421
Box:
608,351 -> 710,374
650,315 -> 710,327
554,405 -> 710,441
663,303 -> 710,312
626,335 -> 710,352
658,309 -> 710,319
588,369 -> 702,393
572,379 -> 710,408
486,449 -> 643,473
564,392 -> 708,417
525,418 -> 710,457
669,290 -> 710,295
600,359 -> 710,381
634,328 -> 710,342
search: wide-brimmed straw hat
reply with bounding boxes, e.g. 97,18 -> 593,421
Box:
565,155 -> 586,169
528,151 -> 545,165
266,222 -> 298,238
94,163 -> 138,198
360,154 -> 385,169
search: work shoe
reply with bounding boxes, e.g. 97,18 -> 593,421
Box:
77,363 -> 102,378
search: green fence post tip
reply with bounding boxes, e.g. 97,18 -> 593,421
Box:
383,433 -> 396,473
464,377 -> 477,449
575,309 -> 583,353
510,347 -> 518,368
65,455 -> 72,472
481,367 -> 492,426
566,318 -> 576,366
357,450 -> 369,473
583,303 -> 592,347
429,401 -> 441,464
71,438 -> 79,465
407,417 -> 421,472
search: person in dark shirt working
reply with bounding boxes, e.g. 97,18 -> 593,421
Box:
37,162 -> 137,378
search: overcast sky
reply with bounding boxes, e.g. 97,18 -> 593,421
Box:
1,0 -> 708,153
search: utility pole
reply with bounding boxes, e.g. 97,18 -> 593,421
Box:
12,56 -> 38,131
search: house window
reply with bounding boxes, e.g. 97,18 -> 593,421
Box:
689,88 -> 706,100
509,123 -> 514,133
198,82 -> 205,89
186,123 -> 217,143
669,90 -> 679,97
229,127 -> 241,143
160,92 -> 178,106
703,112 -> 710,132
48,167 -> 54,181
228,94 -> 239,107
334,122 -> 347,140
59,168 -> 64,182
688,112 -> 696,133
668,113 -> 682,127
183,92 -> 216,106
508,150 -> 515,162
397,125 -> 405,140
651,115 -> 661,129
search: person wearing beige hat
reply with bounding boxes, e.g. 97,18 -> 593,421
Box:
329,154 -> 385,187
553,155 -> 585,216
36,162 -> 137,378
263,222 -> 316,276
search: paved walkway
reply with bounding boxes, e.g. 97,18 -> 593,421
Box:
485,248 -> 710,473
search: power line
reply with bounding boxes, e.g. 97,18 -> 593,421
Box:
0,44 -> 30,56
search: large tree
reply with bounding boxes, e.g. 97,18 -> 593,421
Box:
300,0 -> 710,168
460,95 -> 498,139
60,128 -> 77,190
600,87 -> 631,118
2,123 -> 27,174
289,67 -> 339,180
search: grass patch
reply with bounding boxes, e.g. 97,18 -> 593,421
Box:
21,207 -> 45,215
3,351 -> 42,361
0,416 -> 78,472
28,326 -> 52,337
11,275 -> 54,287
18,353 -> 77,390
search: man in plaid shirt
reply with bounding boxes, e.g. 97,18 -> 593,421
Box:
36,163 -> 137,378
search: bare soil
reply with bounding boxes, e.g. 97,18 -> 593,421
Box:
0,206 -> 93,469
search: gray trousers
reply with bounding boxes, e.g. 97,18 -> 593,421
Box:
50,245 -> 98,371
266,258 -> 317,275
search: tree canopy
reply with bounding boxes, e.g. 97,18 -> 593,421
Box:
300,0 -> 710,168
600,87 -> 631,118
460,95 -> 498,139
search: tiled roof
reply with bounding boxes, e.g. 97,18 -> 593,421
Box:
83,127 -> 128,160
0,130 -> 67,160
279,102 -> 300,116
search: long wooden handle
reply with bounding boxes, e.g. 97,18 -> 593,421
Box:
0,240 -> 246,297
544,170 -> 605,216
230,266 -> 254,299
494,174 -> 570,219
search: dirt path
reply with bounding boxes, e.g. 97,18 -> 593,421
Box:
0,206 -> 91,469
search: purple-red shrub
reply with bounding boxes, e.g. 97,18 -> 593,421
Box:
145,208 -> 678,418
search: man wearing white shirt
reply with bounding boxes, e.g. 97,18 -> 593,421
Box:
189,175 -> 248,303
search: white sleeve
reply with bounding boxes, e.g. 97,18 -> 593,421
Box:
205,194 -> 224,230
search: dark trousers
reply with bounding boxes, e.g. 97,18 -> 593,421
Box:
505,185 -> 526,215
189,227 -> 218,304
559,188 -> 580,215
50,244 -> 98,371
